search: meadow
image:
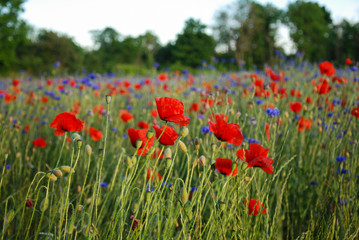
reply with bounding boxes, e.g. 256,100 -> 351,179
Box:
0,59 -> 358,239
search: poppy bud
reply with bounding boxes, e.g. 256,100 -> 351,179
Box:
4,153 -> 8,160
126,156 -> 133,168
86,197 -> 92,205
46,173 -> 57,182
194,137 -> 200,150
26,199 -> 34,208
40,198 -> 49,212
181,188 -> 188,204
230,109 -> 235,115
146,130 -> 154,139
348,131 -> 352,137
181,127 -> 189,138
178,140 -> 187,153
211,143 -> 217,152
6,210 -> 14,225
346,152 -> 350,158
146,192 -> 151,203
284,112 -> 289,118
77,185 -> 82,193
72,133 -> 81,142
164,148 -> 172,159
53,169 -> 63,178
77,205 -> 83,213
198,119 -> 203,125
199,155 -> 207,166
133,202 -> 139,213
219,201 -> 226,211
136,139 -> 143,149
105,95 -> 112,104
86,144 -> 92,155
60,166 -> 71,173
245,176 -> 251,182
166,158 -> 172,169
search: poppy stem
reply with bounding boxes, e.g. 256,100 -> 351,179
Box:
55,132 -> 67,167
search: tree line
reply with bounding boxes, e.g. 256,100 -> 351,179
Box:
0,0 -> 358,75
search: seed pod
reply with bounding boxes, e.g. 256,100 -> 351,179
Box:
181,188 -> 188,204
181,127 -> 189,138
231,162 -> 237,172
86,144 -> 92,155
40,198 -> 49,212
60,166 -> 71,173
178,140 -> 187,153
76,139 -> 82,149
46,173 -> 57,182
72,133 -> 81,142
53,169 -> 63,178
77,205 -> 83,212
146,130 -> 154,139
136,140 -> 143,149
105,95 -> 112,104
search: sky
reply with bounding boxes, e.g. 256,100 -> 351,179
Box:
22,0 -> 359,52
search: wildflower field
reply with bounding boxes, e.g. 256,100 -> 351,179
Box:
0,60 -> 359,239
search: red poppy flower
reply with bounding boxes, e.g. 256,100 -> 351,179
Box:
147,168 -> 162,181
265,123 -> 270,141
297,117 -> 311,131
137,120 -> 150,129
32,138 -> 47,148
289,102 -> 302,113
315,80 -> 331,95
128,128 -> 155,156
119,110 -> 134,122
41,96 -> 48,103
345,58 -> 353,65
236,143 -> 274,174
89,127 -> 103,141
319,61 -> 336,77
189,102 -> 200,112
158,73 -> 168,81
155,97 -> 190,126
12,79 -> 20,87
50,112 -> 84,136
215,158 -> 238,176
151,147 -> 164,159
243,199 -> 267,216
209,115 -> 243,146
351,107 -> 359,118
152,124 -> 178,145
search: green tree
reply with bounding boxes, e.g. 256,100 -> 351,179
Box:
0,0 -> 28,73
29,30 -> 84,74
137,31 -> 161,68
213,0 -> 282,69
173,18 -> 215,68
285,0 -> 333,61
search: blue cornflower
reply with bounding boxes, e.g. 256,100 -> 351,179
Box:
248,139 -> 260,144
100,182 -> 108,188
255,100 -> 264,105
201,126 -> 210,134
310,181 -> 318,186
197,114 -> 204,119
265,108 -> 280,117
337,168 -> 349,174
338,200 -> 347,206
336,156 -> 346,163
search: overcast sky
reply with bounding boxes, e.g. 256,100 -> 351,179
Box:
21,0 -> 359,52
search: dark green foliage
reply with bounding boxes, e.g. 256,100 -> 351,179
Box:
172,18 -> 215,68
285,0 -> 333,61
